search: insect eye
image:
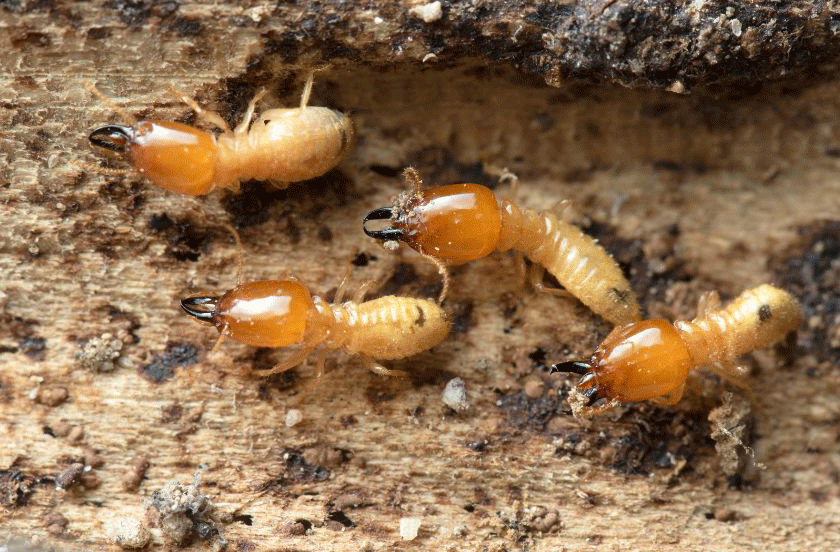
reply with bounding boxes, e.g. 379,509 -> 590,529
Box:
89,124 -> 133,153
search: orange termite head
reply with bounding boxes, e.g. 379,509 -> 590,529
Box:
363,182 -> 502,263
180,280 -> 312,348
551,320 -> 694,404
89,121 -> 217,196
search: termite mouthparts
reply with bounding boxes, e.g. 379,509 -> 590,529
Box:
550,361 -> 601,406
180,296 -> 219,323
362,207 -> 404,242
89,124 -> 132,153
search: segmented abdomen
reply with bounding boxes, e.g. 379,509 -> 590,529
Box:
497,201 -> 641,326
216,107 -> 353,187
675,284 -> 802,366
332,296 -> 450,360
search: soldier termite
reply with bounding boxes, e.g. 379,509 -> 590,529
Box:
551,284 -> 803,417
180,272 -> 451,378
362,168 -> 641,326
83,74 -> 354,196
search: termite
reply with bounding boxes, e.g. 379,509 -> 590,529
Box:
362,168 -> 641,325
180,272 -> 451,377
84,73 -> 354,196
551,284 -> 803,416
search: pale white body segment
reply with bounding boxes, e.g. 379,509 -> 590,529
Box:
311,295 -> 451,361
675,283 -> 803,367
214,104 -> 354,187
497,201 -> 641,326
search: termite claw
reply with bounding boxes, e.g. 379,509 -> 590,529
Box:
180,296 -> 218,322
363,208 -> 403,241
89,124 -> 132,153
550,361 -> 591,375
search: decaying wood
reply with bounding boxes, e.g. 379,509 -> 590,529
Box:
2,1 -> 840,550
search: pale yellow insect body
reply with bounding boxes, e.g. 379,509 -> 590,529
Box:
215,106 -> 353,186
309,295 -> 451,363
674,284 -> 803,367
553,284 -> 803,415
86,75 -> 354,196
496,200 -> 640,326
363,169 -> 641,325
181,279 -> 450,377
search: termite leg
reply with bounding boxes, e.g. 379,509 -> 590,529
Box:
499,168 -> 526,294
334,248 -> 362,303
362,355 -> 408,377
334,268 -> 352,304
314,350 -> 328,379
499,168 -> 520,201
167,87 -> 233,134
549,198 -> 576,223
233,87 -> 268,135
514,252 -> 528,291
708,361 -> 758,406
353,279 -> 380,304
697,290 -> 722,317
497,169 -> 525,292
299,72 -> 314,110
266,179 -> 292,191
527,263 -> 574,300
650,384 -> 685,406
250,346 -> 316,377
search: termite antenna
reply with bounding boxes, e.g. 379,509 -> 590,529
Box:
89,124 -> 133,153
334,247 -> 359,304
362,207 -> 404,241
550,361 -> 591,375
402,167 -> 423,194
167,86 -> 233,134
299,71 -> 315,110
84,80 -> 137,124
180,296 -> 219,323
71,160 -> 132,176
209,329 -> 228,356
421,252 -> 449,304
219,222 -> 244,287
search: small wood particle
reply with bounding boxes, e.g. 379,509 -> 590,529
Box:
36,387 -> 68,407
399,517 -> 422,540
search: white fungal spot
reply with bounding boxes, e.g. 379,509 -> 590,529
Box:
399,517 -> 422,540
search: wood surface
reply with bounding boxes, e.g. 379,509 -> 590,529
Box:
2,1 -> 840,550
